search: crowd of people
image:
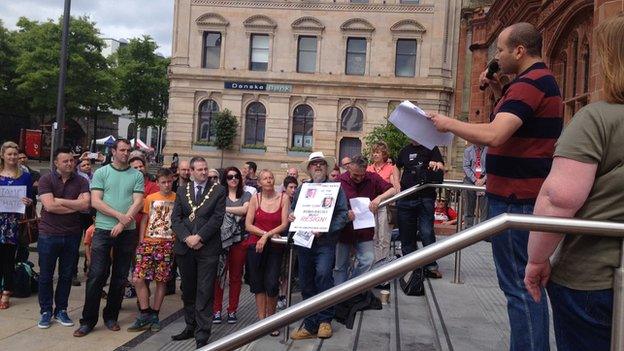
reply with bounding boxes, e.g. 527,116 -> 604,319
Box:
0,14 -> 622,351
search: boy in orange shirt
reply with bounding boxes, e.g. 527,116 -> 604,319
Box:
127,168 -> 176,332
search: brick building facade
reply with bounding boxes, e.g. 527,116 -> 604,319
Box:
456,0 -> 624,125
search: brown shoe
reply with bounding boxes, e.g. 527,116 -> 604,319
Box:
105,320 -> 120,331
291,327 -> 317,340
425,268 -> 443,279
73,325 -> 93,337
317,322 -> 332,339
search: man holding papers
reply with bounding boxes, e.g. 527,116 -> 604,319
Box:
428,22 -> 563,351
290,152 -> 348,340
335,156 -> 395,285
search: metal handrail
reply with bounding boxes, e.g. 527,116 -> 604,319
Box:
378,181 -> 485,208
203,214 -> 624,351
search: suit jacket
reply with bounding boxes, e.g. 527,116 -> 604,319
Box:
171,182 -> 226,256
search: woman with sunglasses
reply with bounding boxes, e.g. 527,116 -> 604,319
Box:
212,167 -> 251,325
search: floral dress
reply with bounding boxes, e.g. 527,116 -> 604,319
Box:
0,172 -> 33,245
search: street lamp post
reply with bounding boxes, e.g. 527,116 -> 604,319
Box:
53,0 -> 71,154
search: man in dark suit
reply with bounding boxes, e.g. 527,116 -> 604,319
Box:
170,156 -> 226,349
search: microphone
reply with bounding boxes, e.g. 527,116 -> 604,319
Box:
479,60 -> 500,91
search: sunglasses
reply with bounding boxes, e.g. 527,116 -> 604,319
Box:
310,161 -> 327,167
208,176 -> 219,180
226,174 -> 240,180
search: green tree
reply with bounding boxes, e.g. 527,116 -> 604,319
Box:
212,109 -> 238,167
363,119 -> 410,162
112,35 -> 163,146
12,16 -> 112,121
0,20 -> 27,116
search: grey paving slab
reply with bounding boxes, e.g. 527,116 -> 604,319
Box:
427,240 -> 556,351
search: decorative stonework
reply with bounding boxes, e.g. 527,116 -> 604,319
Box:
291,17 -> 325,33
191,0 -> 434,14
390,19 -> 426,34
340,18 -> 375,33
195,13 -> 229,28
243,14 -> 277,31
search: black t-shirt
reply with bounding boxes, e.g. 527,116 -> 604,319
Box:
396,144 -> 444,199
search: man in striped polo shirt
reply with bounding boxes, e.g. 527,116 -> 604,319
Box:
429,22 -> 563,351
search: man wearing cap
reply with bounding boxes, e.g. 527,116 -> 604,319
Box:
290,152 -> 349,340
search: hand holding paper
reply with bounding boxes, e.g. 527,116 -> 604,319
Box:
388,101 -> 454,150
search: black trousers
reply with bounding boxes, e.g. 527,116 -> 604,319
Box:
176,248 -> 219,344
0,244 -> 17,292
80,229 -> 137,328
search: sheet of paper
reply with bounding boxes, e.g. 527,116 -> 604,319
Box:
293,230 -> 314,249
291,182 -> 341,232
388,100 -> 454,150
0,185 -> 26,214
349,197 -> 376,230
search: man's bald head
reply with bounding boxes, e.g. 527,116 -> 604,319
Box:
501,22 -> 542,57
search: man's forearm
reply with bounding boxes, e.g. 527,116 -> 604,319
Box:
448,120 -> 498,146
57,197 -> 90,211
92,198 -> 123,219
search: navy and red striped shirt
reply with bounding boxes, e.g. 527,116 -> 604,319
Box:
486,62 -> 563,202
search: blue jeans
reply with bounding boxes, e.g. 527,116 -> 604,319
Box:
80,229 -> 138,328
296,243 -> 336,332
547,281 -> 612,351
38,234 -> 81,315
397,197 -> 437,269
334,240 -> 375,286
488,197 -> 549,351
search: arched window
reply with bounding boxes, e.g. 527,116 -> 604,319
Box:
139,127 -> 148,143
244,102 -> 266,145
197,99 -> 219,142
339,137 -> 362,161
292,104 -> 314,148
341,106 -> 363,132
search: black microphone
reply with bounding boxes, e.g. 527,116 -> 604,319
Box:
479,60 -> 500,91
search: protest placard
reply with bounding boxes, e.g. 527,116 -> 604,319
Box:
0,185 -> 27,214
291,182 -> 341,232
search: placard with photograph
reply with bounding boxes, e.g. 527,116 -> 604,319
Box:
291,182 -> 341,232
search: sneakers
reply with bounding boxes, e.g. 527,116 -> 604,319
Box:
290,327 -> 317,340
54,310 -> 75,327
227,312 -> 237,324
318,322 -> 332,339
212,311 -> 222,324
38,312 -> 52,329
150,313 -> 161,332
277,296 -> 287,310
127,314 -> 152,332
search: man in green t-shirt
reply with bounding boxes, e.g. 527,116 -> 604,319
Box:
74,139 -> 144,337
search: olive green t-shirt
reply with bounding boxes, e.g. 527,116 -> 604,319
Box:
91,164 -> 144,231
551,101 -> 624,290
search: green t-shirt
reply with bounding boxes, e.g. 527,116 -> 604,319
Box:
91,164 -> 145,231
551,101 -> 624,290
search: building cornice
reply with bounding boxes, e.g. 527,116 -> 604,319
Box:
190,0 -> 434,14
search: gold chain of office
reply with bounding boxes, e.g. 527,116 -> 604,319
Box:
186,182 -> 217,222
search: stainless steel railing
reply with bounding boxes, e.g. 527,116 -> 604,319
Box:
378,181 -> 487,283
202,214 -> 624,351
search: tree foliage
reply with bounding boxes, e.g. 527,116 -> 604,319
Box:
363,118 -> 410,161
0,17 -> 169,147
212,109 -> 239,167
11,16 -> 112,119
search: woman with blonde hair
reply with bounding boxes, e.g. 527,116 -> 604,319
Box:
0,141 -> 34,309
245,169 -> 290,336
524,13 -> 624,351
366,141 -> 400,262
